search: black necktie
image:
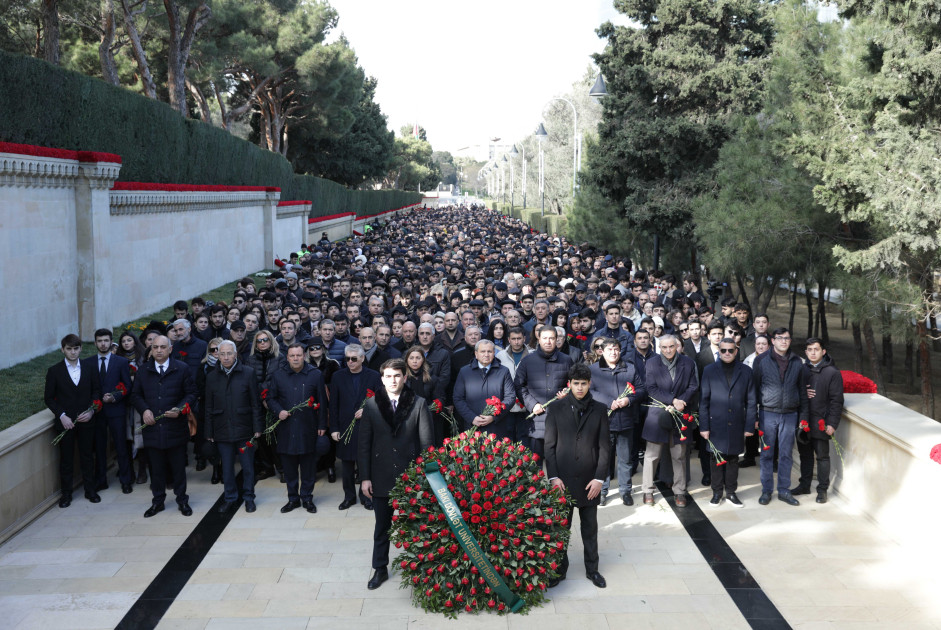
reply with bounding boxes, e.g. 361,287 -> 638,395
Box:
100,357 -> 107,382
159,365 -> 165,376
392,399 -> 397,412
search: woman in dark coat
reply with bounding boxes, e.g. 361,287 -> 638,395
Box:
245,331 -> 281,480
589,338 -> 647,505
404,345 -> 448,444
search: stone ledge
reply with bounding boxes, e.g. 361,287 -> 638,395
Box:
110,190 -> 273,215
0,154 -> 81,188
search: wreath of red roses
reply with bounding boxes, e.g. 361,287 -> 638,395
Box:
389,430 -> 571,617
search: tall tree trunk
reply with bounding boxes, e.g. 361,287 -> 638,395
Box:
758,275 -> 778,315
121,0 -> 157,99
882,333 -> 893,383
789,276 -> 798,333
862,321 -> 885,395
42,0 -> 59,65
163,0 -> 211,116
735,274 -> 750,308
186,78 -> 211,123
852,322 -> 863,373
805,285 -> 814,340
905,339 -> 915,394
818,282 -> 829,345
917,319 -> 935,418
98,0 -> 120,85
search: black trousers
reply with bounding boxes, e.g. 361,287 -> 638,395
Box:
710,452 -> 740,493
94,413 -> 133,487
371,495 -> 393,569
743,432 -> 759,461
59,420 -> 96,497
505,411 -> 528,444
340,459 -> 359,502
560,504 -> 599,575
149,444 -> 188,505
797,437 -> 831,491
281,452 -> 317,502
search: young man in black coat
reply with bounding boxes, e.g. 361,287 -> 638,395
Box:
699,338 -> 757,508
85,328 -> 134,494
793,338 -> 844,503
205,340 -> 264,514
545,362 -> 610,589
358,358 -> 434,591
131,335 -> 198,518
45,333 -> 102,508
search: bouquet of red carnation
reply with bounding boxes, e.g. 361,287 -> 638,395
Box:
129,364 -> 138,375
390,430 -> 570,618
481,396 -> 506,417
608,382 -> 636,417
799,420 -> 810,433
264,396 -> 319,444
52,399 -> 103,445
135,402 -> 192,433
429,398 -> 460,435
758,429 -> 771,451
645,399 -> 691,441
110,382 -> 128,398
341,389 -> 376,444
703,437 -> 727,466
818,418 -> 847,465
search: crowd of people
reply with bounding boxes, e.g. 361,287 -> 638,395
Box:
44,205 -> 844,590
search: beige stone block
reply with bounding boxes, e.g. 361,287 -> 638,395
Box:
304,617 -> 410,630
249,582 -> 320,600
552,595 -> 653,614
242,553 -> 331,568
164,599 -> 269,619
155,619 -> 210,630
114,561 -> 166,577
223,583 -> 255,601
261,596 -> 363,617
190,568 -> 283,584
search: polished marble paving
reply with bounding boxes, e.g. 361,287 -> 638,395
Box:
1,459 -> 939,629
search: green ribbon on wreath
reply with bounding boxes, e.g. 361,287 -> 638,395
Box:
422,461 -> 525,613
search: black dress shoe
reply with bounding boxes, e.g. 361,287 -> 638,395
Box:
85,492 -> 102,503
256,469 -> 273,481
702,475 -> 711,486
58,496 -> 72,508
211,466 -> 222,484
195,458 -> 207,472
778,492 -> 799,506
600,494 -> 608,506
96,482 -> 109,492
218,501 -> 235,514
121,484 -> 133,494
281,500 -> 301,513
758,492 -> 772,505
303,500 -> 317,513
587,571 -> 607,588
136,468 -> 148,485
327,468 -> 336,483
279,473 -> 286,484
338,499 -> 356,510
622,494 -> 634,506
816,491 -> 828,504
739,458 -> 756,468
790,485 -> 811,496
144,503 -> 164,518
548,573 -> 566,588
244,500 -> 256,513
363,498 -> 373,511
179,502 -> 193,516
367,567 -> 389,590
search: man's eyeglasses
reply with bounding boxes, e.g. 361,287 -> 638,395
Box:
719,348 -> 736,354
346,356 -> 360,362
678,326 -> 688,332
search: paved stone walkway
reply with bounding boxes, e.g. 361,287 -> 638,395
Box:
1,460 -> 938,629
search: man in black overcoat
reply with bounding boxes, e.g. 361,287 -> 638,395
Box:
268,343 -> 328,514
85,328 -> 134,494
358,358 -> 434,591
45,333 -> 102,507
131,335 -> 198,518
545,362 -> 611,589
699,338 -> 757,508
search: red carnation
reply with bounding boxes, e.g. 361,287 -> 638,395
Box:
261,388 -> 269,400
818,419 -> 827,431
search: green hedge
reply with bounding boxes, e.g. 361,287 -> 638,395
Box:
0,51 -> 419,217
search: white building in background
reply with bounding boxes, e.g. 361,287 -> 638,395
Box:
453,139 -> 513,163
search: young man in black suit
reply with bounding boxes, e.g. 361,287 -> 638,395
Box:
358,358 -> 434,591
85,328 -> 134,494
45,333 -> 102,508
544,362 -> 611,589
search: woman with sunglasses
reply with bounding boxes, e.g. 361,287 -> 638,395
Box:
246,332 -> 282,482
196,338 -> 225,483
117,331 -> 149,485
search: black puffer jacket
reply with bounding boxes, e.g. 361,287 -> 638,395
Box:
804,354 -> 844,438
204,361 -> 264,443
245,350 -> 281,390
753,351 -> 809,422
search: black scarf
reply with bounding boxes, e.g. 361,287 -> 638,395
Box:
569,391 -> 593,416
374,386 -> 416,436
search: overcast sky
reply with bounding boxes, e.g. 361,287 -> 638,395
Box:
327,0 -> 630,154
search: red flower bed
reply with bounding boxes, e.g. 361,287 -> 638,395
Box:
0,141 -> 121,163
277,200 -> 311,206
111,182 -> 279,192
390,430 -> 570,617
840,371 -> 878,394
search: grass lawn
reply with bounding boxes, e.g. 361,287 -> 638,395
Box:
0,273 -> 265,431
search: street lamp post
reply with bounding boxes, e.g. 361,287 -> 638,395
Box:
509,144 -> 524,210
504,155 -> 514,211
535,123 -> 547,217
500,156 -> 506,207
